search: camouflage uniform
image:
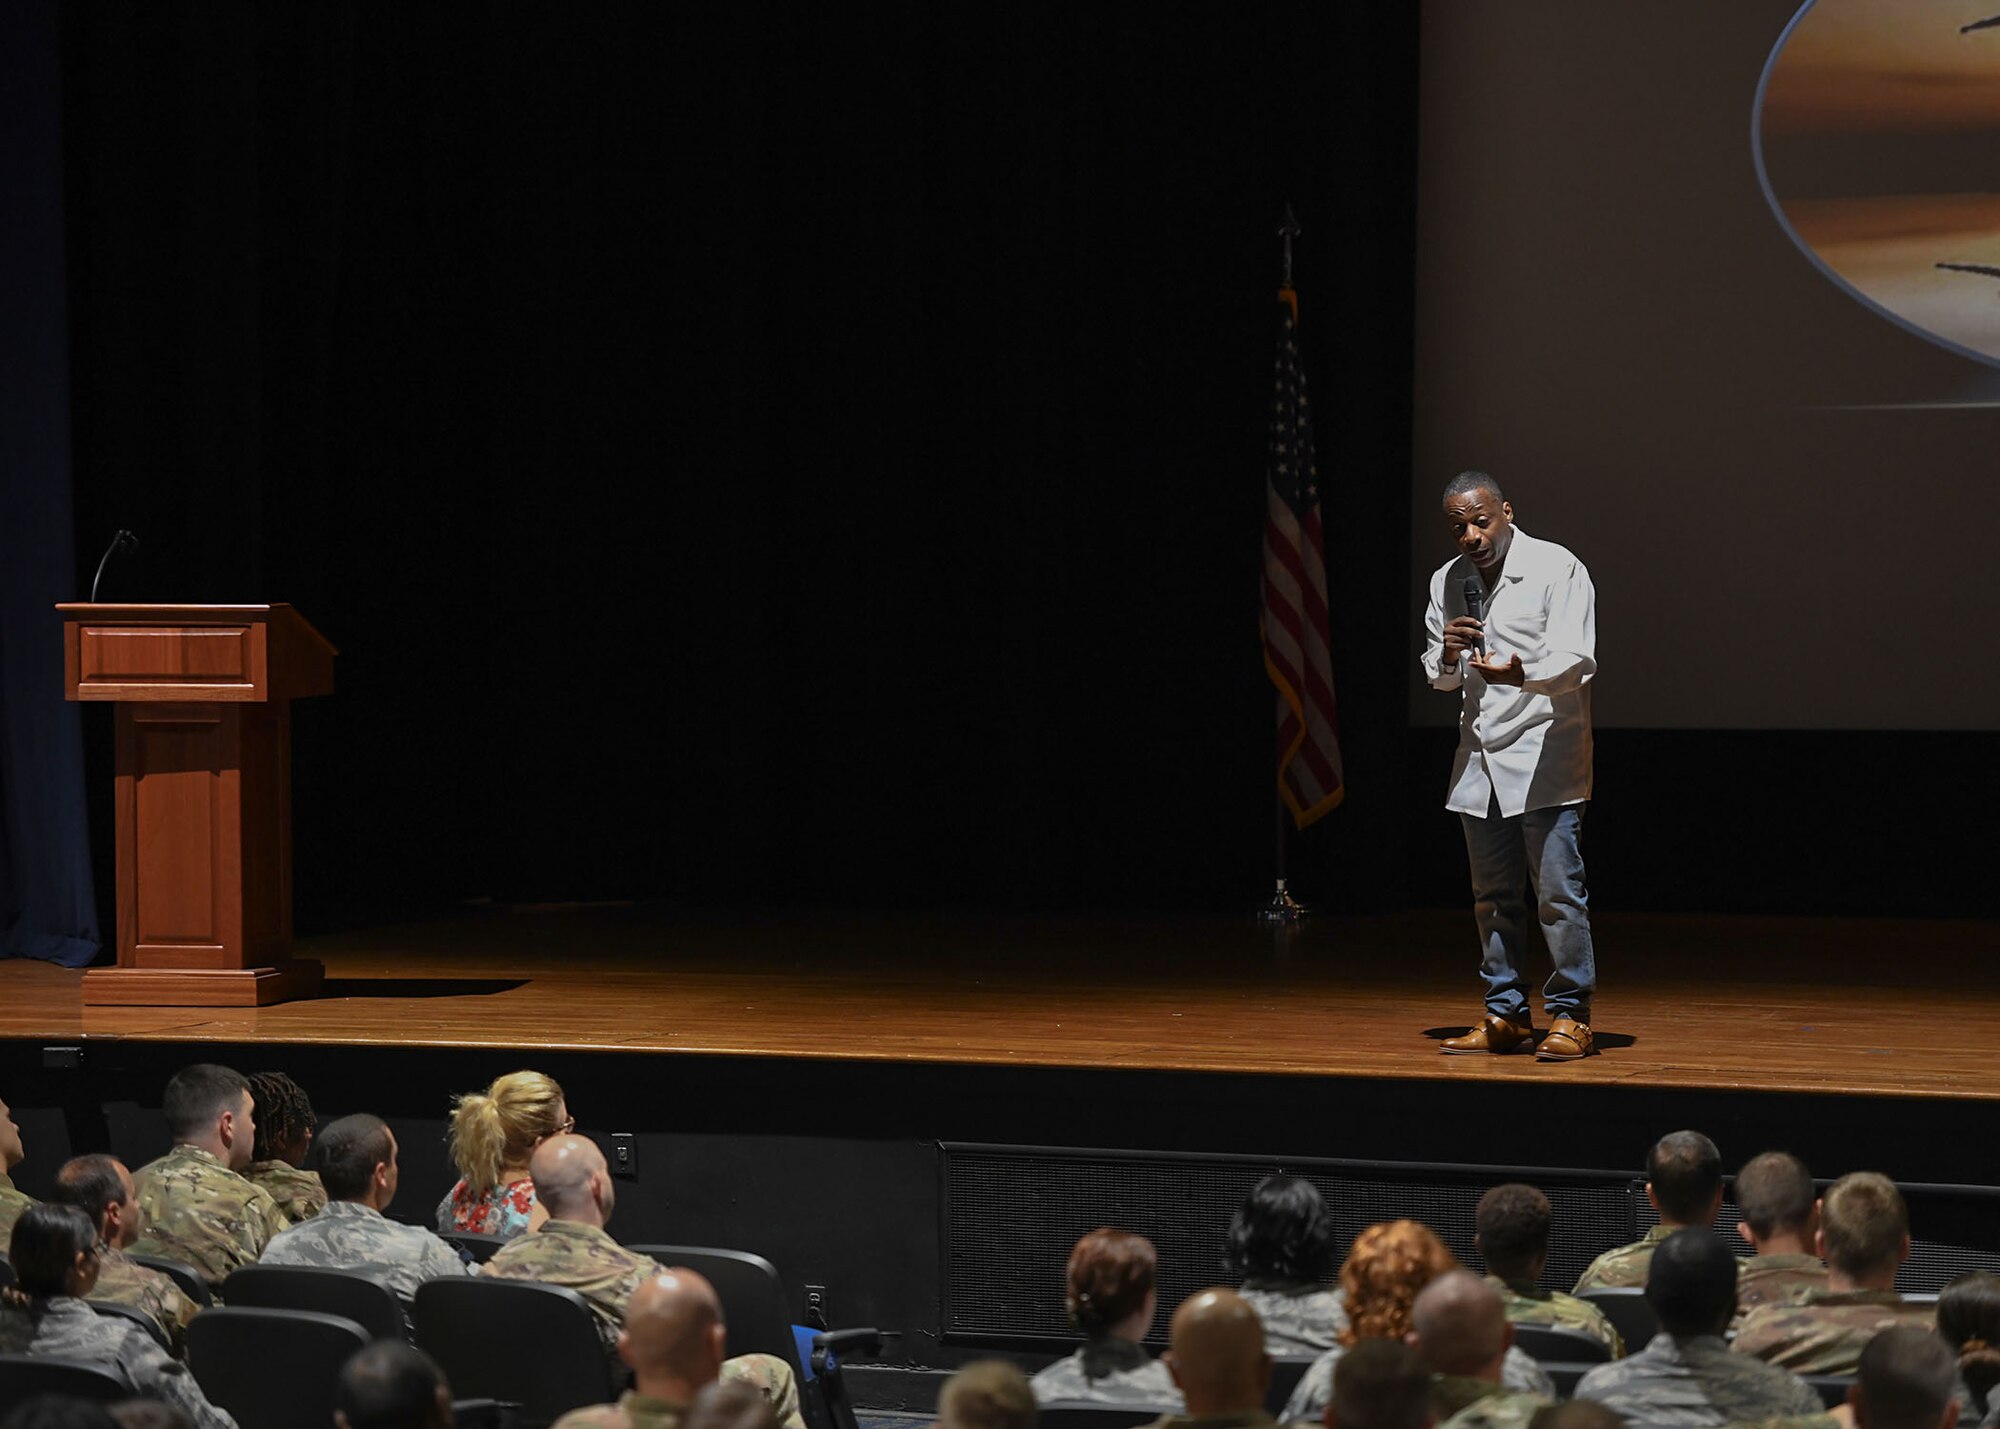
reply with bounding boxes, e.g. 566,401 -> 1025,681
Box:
1734,1256 -> 1828,1320
0,1295 -> 237,1429
1283,1345 -> 1553,1421
93,1244 -> 201,1358
132,1143 -> 290,1292
1731,1288 -> 1935,1376
482,1220 -> 803,1429
0,1170 -> 33,1245
1485,1275 -> 1624,1357
1239,1281 -> 1349,1355
1573,1223 -> 1675,1293
1573,1332 -> 1822,1427
1432,1373 -> 1549,1429
554,1390 -> 685,1429
260,1198 -> 472,1310
1029,1339 -> 1183,1408
242,1159 -> 327,1223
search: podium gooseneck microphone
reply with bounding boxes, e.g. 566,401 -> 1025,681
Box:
90,529 -> 139,602
1462,575 -> 1485,655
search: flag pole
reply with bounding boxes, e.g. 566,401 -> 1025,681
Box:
1258,204 -> 1310,927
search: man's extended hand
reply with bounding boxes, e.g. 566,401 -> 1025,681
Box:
1440,615 -> 1484,668
1468,650 -> 1525,686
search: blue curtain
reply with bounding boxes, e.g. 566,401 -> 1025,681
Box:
0,0 -> 101,967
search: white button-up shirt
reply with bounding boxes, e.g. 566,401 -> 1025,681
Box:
1421,526 -> 1596,818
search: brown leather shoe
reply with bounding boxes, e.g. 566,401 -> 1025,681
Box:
1440,1013 -> 1535,1055
1537,1015 -> 1595,1061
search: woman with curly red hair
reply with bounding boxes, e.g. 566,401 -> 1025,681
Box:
1280,1220 -> 1554,1420
1028,1227 -> 1182,1409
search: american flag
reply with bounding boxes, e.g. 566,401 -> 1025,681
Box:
1261,287 -> 1344,827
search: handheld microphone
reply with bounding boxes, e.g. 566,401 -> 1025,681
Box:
1461,575 -> 1485,654
90,529 -> 139,603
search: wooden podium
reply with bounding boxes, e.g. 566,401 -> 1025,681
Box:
58,604 -> 336,1006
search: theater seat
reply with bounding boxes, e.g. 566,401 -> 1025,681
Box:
187,1305 -> 371,1429
414,1277 -> 614,1428
1574,1287 -> 1657,1351
440,1230 -> 510,1264
130,1251 -> 213,1307
224,1263 -> 408,1341
1511,1323 -> 1612,1365
629,1243 -> 883,1429
1266,1354 -> 1320,1415
0,1353 -> 129,1409
1037,1403 -> 1173,1429
1806,1375 -> 1857,1410
1541,1361 -> 1596,1400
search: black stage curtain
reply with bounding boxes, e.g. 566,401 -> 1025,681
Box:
0,0 -> 99,965
57,5 -> 1421,925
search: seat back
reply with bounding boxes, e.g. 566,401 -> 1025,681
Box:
414,1276 -> 615,1427
129,1251 -> 213,1306
1540,1362 -> 1596,1400
1267,1354 -> 1320,1415
224,1263 -> 408,1341
89,1298 -> 172,1351
1511,1322 -> 1612,1365
628,1245 -> 798,1367
1038,1404 -> 1174,1429
0,1353 -> 129,1409
1574,1287 -> 1657,1351
187,1305 -> 371,1429
441,1231 -> 510,1265
1806,1376 -> 1858,1410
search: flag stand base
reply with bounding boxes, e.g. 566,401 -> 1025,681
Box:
1255,879 -> 1309,925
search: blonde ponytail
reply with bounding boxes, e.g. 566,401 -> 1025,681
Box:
446,1071 -> 564,1195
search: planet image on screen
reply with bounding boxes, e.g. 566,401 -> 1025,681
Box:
1757,0 -> 2000,367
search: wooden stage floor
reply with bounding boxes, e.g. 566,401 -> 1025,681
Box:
2,906 -> 1995,1102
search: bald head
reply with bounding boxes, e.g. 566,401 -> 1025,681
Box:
621,1268 -> 730,1395
529,1134 -> 610,1222
1166,1288 -> 1270,1417
1410,1271 -> 1511,1379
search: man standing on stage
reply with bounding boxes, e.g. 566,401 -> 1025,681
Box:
1422,471 -> 1598,1060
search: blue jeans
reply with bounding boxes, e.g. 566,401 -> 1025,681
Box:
1459,796 -> 1595,1023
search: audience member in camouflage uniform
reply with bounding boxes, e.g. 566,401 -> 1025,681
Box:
1573,1131 -> 1725,1294
1574,1229 -> 1821,1428
0,1093 -> 35,1245
554,1266 -> 798,1429
1,1203 -> 237,1429
938,1362 -> 1037,1429
242,1071 -> 327,1224
1475,1183 -> 1623,1357
132,1064 -> 289,1292
1735,1173 -> 1932,1375
260,1115 -> 471,1315
1412,1272 -> 1552,1429
334,1340 -> 454,1429
1731,1152 -> 1830,1334
1938,1271 -> 2000,1429
1850,1327 -> 1963,1429
1225,1175 -> 1350,1355
486,1135 -> 803,1429
1330,1340 -> 1435,1429
50,1153 -> 200,1357
1125,1288 -> 1280,1429
1285,1221 -> 1554,1423
1030,1227 -> 1181,1408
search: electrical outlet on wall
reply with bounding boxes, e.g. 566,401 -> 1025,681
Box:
610,1132 -> 638,1178
805,1284 -> 829,1328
